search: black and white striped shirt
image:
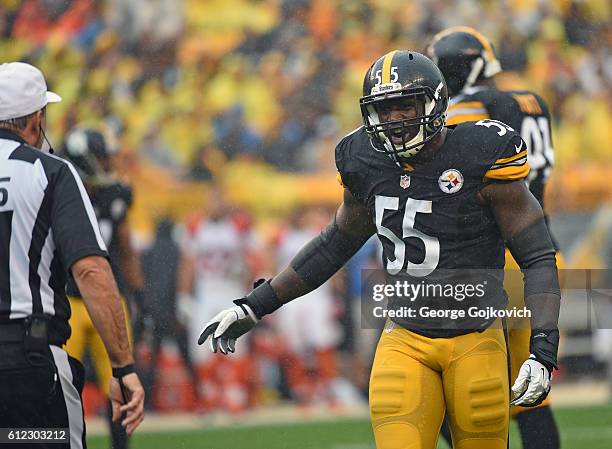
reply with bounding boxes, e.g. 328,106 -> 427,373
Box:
0,129 -> 107,344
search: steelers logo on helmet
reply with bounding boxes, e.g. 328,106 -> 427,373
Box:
438,169 -> 464,194
360,50 -> 448,159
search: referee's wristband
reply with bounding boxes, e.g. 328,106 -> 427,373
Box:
112,364 -> 135,379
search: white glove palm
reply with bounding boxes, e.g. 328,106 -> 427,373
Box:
511,355 -> 552,407
197,302 -> 258,355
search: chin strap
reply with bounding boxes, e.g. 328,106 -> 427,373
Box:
464,57 -> 485,92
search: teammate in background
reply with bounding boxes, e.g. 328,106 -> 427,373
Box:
62,127 -> 144,449
199,51 -> 561,449
427,27 -> 560,449
140,218 -> 200,411
177,188 -> 256,412
274,206 -> 342,405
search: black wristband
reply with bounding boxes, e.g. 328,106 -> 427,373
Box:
112,364 -> 135,378
241,279 -> 282,319
530,328 -> 559,372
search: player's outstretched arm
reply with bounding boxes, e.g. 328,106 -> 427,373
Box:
271,187 -> 376,302
481,181 -> 561,407
198,188 -> 375,354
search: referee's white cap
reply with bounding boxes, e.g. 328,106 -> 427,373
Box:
0,62 -> 62,120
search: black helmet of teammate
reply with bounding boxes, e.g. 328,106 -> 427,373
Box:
360,50 -> 448,159
426,26 -> 501,97
63,127 -> 113,185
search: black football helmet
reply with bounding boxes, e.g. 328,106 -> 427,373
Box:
426,26 -> 501,97
62,127 -> 114,186
360,50 -> 448,158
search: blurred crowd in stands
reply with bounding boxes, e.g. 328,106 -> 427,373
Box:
0,0 -> 610,175
2,0 -> 611,414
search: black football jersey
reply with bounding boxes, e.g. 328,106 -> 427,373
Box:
447,86 -> 554,208
66,182 -> 133,297
336,122 -> 529,337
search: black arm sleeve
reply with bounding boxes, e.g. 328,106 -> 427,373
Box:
242,218 -> 370,319
506,218 -> 561,370
52,163 -> 108,271
290,217 -> 370,289
505,217 -> 560,297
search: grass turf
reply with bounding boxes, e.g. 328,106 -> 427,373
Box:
87,403 -> 612,449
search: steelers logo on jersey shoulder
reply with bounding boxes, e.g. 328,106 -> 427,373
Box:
438,169 -> 464,194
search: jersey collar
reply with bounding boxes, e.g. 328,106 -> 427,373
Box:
0,128 -> 28,145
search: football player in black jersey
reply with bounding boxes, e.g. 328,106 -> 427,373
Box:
427,27 -> 560,449
62,127 -> 143,449
198,51 -> 561,449
427,26 -> 554,209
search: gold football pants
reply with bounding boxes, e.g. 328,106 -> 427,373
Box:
370,319 -> 509,449
65,296 -> 132,396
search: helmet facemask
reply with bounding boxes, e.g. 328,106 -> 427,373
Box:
360,84 -> 447,158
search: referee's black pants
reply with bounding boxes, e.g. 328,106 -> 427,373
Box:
0,343 -> 86,449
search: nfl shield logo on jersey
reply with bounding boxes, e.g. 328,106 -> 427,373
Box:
399,174 -> 411,189
438,169 -> 464,194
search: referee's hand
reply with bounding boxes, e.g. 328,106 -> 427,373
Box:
109,373 -> 145,435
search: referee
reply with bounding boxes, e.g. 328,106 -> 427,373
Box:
0,62 -> 144,448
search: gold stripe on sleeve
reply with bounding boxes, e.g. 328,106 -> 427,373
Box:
447,113 -> 489,125
336,172 -> 345,187
448,101 -> 486,111
484,162 -> 530,181
494,150 -> 527,165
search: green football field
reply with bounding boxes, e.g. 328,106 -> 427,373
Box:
87,403 -> 612,449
